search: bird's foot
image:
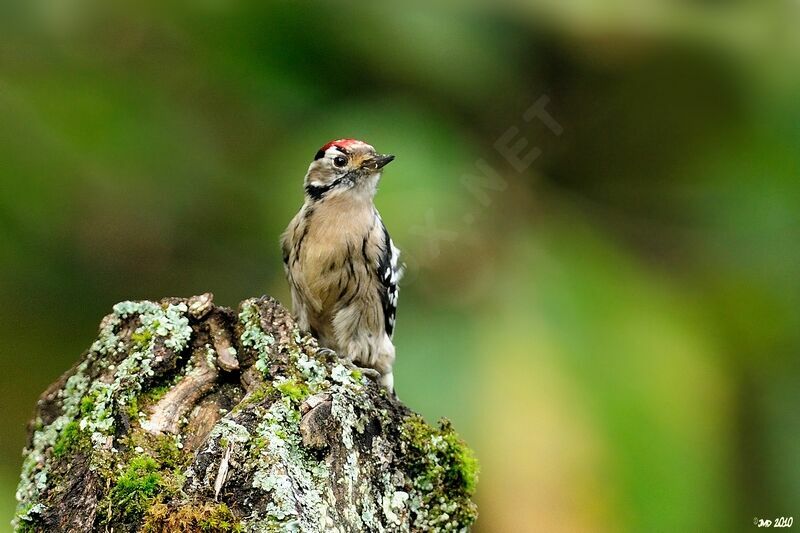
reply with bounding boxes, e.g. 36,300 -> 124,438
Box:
315,347 -> 337,358
313,347 -> 385,388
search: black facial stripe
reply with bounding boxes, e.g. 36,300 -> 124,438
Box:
304,174 -> 355,201
314,149 -> 325,160
305,183 -> 332,201
334,146 -> 349,154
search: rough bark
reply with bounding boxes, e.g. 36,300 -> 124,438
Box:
13,295 -> 478,532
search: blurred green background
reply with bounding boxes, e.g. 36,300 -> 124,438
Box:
1,1 -> 799,531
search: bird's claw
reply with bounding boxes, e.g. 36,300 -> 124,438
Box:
314,347 -> 382,382
315,347 -> 337,358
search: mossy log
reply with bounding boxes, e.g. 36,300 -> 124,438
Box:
14,295 -> 478,532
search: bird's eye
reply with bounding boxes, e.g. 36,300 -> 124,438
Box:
333,155 -> 347,168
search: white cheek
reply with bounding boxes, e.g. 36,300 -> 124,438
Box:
305,161 -> 336,187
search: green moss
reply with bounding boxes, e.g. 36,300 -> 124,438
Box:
131,329 -> 153,347
127,382 -> 175,423
79,395 -> 95,417
154,435 -> 182,470
401,415 -> 479,529
247,386 -> 270,404
439,421 -> 479,494
143,383 -> 171,404
235,384 -> 275,413
250,436 -> 268,459
105,455 -> 163,520
143,502 -> 243,532
14,503 -> 44,533
15,520 -> 35,533
275,378 -> 310,403
124,432 -> 186,484
52,421 -> 86,459
404,416 -> 479,495
127,396 -> 140,420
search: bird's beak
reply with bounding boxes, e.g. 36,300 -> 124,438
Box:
363,154 -> 395,171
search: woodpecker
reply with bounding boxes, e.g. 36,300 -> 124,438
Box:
281,139 -> 401,391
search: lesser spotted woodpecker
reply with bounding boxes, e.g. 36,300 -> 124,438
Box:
281,139 -> 401,392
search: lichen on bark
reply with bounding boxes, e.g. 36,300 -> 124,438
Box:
14,294 -> 478,532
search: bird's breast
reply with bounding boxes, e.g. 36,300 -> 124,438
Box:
296,199 -> 377,308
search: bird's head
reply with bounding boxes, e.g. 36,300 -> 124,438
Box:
303,139 -> 395,202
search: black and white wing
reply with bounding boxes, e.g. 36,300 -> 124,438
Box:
377,223 -> 402,338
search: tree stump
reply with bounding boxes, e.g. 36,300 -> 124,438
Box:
13,295 -> 478,532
